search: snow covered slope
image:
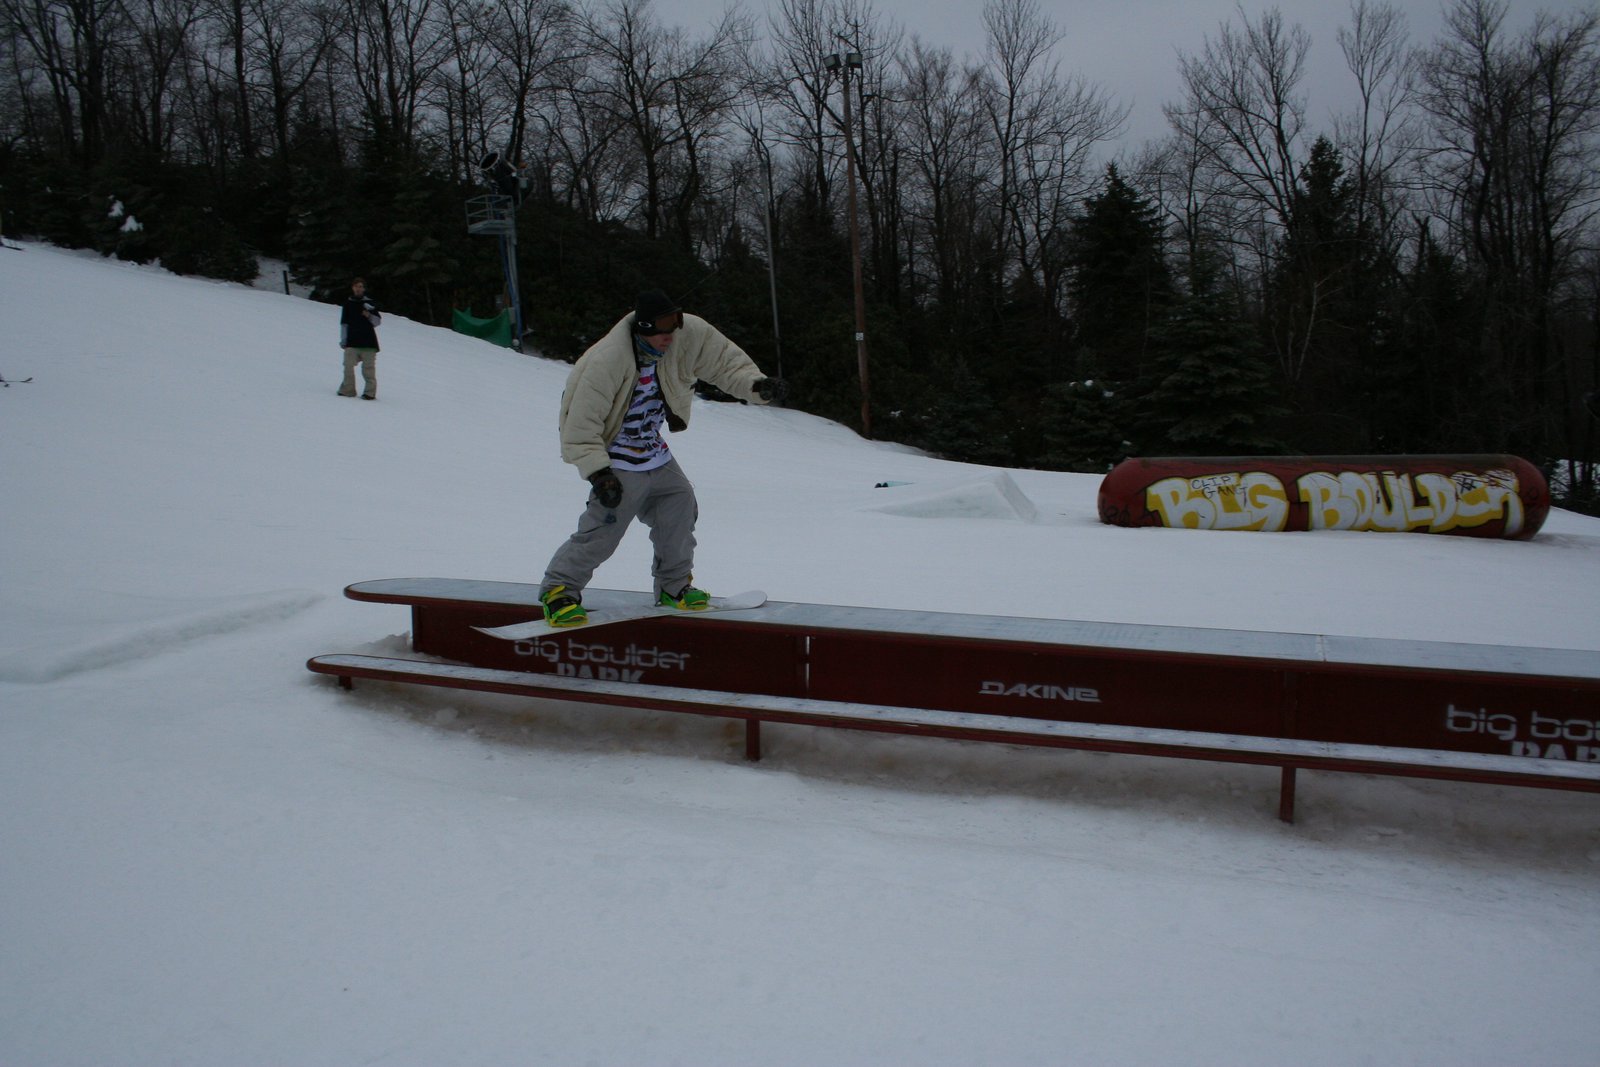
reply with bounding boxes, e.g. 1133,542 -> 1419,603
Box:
2,242 -> 1598,1065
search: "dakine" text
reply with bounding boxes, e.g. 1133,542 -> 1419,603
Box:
980,681 -> 1100,702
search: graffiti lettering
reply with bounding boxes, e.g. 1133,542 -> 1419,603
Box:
1146,471 -> 1289,531
1299,469 -> 1523,535
1147,467 -> 1524,535
1101,454 -> 1548,538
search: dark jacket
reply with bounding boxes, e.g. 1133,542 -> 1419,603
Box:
340,295 -> 381,350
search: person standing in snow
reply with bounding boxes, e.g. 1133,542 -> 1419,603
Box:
536,288 -> 785,627
338,277 -> 381,400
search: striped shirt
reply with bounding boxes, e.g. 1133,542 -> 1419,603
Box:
606,364 -> 673,471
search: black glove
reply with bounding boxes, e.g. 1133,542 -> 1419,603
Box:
588,467 -> 623,508
666,411 -> 687,433
754,377 -> 787,402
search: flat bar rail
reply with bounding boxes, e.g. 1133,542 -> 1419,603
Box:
314,579 -> 1600,821
308,653 -> 1600,822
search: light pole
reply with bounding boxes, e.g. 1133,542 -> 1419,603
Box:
751,130 -> 785,389
824,48 -> 871,438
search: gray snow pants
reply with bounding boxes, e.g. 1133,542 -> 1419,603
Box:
541,460 -> 698,601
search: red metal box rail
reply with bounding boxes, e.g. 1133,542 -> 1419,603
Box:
345,579 -> 1600,766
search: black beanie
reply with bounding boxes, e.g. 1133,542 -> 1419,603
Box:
632,289 -> 680,333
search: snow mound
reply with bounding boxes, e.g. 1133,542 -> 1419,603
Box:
0,588 -> 322,683
862,472 -> 1039,522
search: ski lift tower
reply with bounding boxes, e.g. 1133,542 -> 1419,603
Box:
467,153 -> 525,352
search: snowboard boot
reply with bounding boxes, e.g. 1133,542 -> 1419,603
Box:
540,585 -> 587,627
658,582 -> 710,611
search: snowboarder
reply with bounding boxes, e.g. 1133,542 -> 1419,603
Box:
537,288 -> 785,627
338,278 -> 381,400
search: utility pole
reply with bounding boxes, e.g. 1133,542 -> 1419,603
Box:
752,131 -> 785,388
824,47 -> 871,438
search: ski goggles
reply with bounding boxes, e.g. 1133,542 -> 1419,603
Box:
633,311 -> 683,337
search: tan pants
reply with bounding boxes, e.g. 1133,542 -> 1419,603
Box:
340,348 -> 377,397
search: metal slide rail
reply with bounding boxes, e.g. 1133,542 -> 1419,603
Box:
310,578 -> 1600,822
308,652 -> 1600,822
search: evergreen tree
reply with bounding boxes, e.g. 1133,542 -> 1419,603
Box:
286,168 -> 360,298
377,177 -> 460,325
282,120 -> 393,303
1040,378 -> 1130,472
1140,259 -> 1285,456
91,187 -> 158,265
1067,165 -> 1173,383
1269,136 -> 1396,450
161,205 -> 259,282
4,156 -> 94,248
1387,219 -> 1483,451
918,354 -> 1017,466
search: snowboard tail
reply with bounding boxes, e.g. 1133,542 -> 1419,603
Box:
477,590 -> 767,639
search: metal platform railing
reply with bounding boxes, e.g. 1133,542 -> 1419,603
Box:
466,194 -> 516,235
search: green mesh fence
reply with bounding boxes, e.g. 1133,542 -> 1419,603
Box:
451,308 -> 513,348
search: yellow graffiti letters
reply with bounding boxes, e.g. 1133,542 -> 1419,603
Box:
1298,470 -> 1432,532
1418,470 -> 1525,536
1145,472 -> 1289,531
1296,468 -> 1522,535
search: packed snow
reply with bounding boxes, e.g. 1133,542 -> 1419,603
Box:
2,242 -> 1598,1065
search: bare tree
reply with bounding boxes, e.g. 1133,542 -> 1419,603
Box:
1137,114 -> 1243,285
1334,0 -> 1417,259
763,0 -> 871,218
341,0 -> 446,153
480,0 -> 570,173
429,0 -> 494,180
0,0 -> 131,165
119,0 -> 205,156
664,8 -> 754,254
575,0 -> 748,246
1171,6 -> 1310,246
1168,6 -> 1316,386
897,37 -> 990,312
542,55 -> 633,221
243,0 -> 337,163
204,0 -> 253,157
979,0 -> 1124,309
1416,0 -> 1600,450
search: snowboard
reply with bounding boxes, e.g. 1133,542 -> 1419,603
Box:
476,590 -> 767,640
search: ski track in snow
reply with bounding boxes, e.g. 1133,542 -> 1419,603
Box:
0,589 -> 322,683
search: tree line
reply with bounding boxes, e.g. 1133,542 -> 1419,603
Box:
3,0 -> 1597,511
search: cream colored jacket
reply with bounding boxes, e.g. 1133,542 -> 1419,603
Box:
558,312 -> 769,479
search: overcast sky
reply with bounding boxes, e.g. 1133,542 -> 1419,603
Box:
652,0 -> 1599,151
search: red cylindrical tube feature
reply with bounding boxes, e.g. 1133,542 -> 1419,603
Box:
1098,455 -> 1550,539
